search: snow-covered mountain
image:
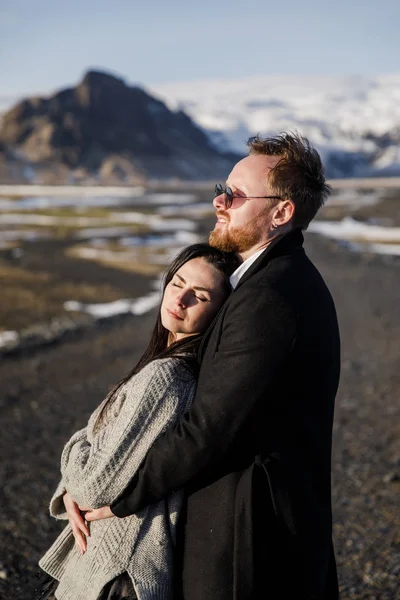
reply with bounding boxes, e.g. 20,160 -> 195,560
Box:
148,74 -> 400,177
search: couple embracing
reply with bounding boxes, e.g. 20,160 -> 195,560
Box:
38,133 -> 340,600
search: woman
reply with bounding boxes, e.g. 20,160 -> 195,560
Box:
37,243 -> 238,600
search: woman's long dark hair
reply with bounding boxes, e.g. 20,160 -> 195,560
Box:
94,243 -> 239,430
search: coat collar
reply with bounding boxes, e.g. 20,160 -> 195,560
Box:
197,229 -> 304,363
235,228 -> 304,290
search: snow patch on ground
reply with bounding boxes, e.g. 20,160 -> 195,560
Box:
0,192 -> 197,210
327,190 -> 382,207
72,231 -> 201,267
109,212 -> 196,231
157,203 -> 214,217
0,185 -> 145,198
0,213 -> 111,227
309,217 -> 400,243
120,231 -> 199,247
74,227 -> 134,239
0,331 -> 19,349
64,290 -> 161,319
309,217 -> 400,256
144,193 -> 197,205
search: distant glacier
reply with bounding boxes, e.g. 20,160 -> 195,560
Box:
149,74 -> 400,177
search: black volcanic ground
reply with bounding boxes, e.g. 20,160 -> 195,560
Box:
0,231 -> 399,599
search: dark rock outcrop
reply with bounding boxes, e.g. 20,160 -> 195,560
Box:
0,70 -> 240,182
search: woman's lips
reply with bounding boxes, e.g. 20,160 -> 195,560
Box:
167,309 -> 184,320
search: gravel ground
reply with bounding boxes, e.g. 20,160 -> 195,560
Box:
0,234 -> 399,599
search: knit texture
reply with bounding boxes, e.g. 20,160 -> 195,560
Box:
39,357 -> 196,600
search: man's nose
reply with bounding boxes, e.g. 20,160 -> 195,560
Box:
213,192 -> 226,210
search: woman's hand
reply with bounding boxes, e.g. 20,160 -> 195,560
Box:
85,505 -> 114,522
63,491 -> 90,554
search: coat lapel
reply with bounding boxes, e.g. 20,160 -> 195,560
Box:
197,299 -> 230,363
197,229 -> 304,363
235,229 -> 304,290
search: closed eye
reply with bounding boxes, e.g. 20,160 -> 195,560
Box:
173,280 -> 209,301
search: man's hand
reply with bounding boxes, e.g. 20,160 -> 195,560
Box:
63,491 -> 90,554
85,506 -> 114,522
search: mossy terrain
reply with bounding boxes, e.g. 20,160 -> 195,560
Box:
0,238 -> 154,331
319,188 -> 400,225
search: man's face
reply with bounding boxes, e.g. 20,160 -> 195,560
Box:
209,154 -> 282,258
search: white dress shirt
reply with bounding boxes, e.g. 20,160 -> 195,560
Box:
229,247 -> 267,290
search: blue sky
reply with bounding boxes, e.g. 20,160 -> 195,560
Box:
1,0 -> 399,97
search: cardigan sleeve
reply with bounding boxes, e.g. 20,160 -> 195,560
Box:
61,359 -> 196,509
111,284 -> 297,517
48,427 -> 88,519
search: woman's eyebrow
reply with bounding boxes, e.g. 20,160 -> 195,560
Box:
176,274 -> 211,294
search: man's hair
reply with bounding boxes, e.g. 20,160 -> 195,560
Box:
247,132 -> 331,229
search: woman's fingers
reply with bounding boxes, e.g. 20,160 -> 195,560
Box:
76,512 -> 90,537
68,505 -> 90,537
63,491 -> 76,511
63,492 -> 90,553
85,505 -> 113,522
72,525 -> 87,554
64,492 -> 90,536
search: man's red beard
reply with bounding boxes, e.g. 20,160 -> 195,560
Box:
209,212 -> 268,254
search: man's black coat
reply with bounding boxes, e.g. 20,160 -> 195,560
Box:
112,230 -> 341,599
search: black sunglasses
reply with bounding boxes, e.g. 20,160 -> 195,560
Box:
214,184 -> 282,209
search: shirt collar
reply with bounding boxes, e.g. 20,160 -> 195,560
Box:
229,247 -> 266,290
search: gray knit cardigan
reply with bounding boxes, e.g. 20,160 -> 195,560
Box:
39,357 -> 196,600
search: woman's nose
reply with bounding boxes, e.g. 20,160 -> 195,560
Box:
175,290 -> 188,307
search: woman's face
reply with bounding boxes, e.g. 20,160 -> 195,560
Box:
161,257 -> 228,342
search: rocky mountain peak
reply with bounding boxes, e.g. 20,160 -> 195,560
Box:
0,70 -> 239,183
74,70 -> 130,109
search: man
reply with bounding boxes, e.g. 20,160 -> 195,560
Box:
87,133 -> 341,599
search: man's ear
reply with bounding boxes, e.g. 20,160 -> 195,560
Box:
272,200 -> 295,227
